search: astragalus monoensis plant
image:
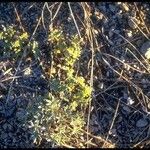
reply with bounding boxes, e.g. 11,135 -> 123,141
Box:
26,28 -> 92,148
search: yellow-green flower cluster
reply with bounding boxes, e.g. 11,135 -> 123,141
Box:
0,26 -> 28,54
0,25 -> 39,60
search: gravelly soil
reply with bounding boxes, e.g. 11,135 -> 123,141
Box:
0,2 -> 150,148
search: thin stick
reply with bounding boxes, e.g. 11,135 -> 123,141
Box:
41,2 -> 47,30
12,3 -> 25,33
50,2 -> 62,24
81,129 -> 115,148
68,2 -> 82,39
48,2 -> 62,31
102,53 -> 148,74
0,76 -> 21,83
81,2 -> 95,148
102,98 -> 120,148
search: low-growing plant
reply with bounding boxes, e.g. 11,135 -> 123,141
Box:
27,28 -> 92,147
0,25 -> 39,60
0,25 -> 92,147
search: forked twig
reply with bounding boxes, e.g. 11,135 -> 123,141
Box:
68,2 -> 82,39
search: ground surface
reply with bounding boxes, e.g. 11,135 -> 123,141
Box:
0,2 -> 150,148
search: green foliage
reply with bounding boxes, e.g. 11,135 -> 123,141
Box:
0,25 -> 28,57
28,28 -> 92,147
0,25 -> 39,60
0,25 -> 92,147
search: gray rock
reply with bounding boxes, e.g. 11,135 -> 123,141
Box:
123,92 -> 128,100
17,97 -> 28,109
136,118 -> 148,128
0,105 -> 3,111
116,38 -> 123,45
123,106 -> 131,113
16,109 -> 27,122
136,40 -> 144,48
1,132 -> 8,139
2,123 -> 8,130
140,41 -> 150,52
140,41 -> 150,59
0,20 -> 4,24
5,106 -> 16,119
7,123 -> 13,132
109,30 -> 114,38
114,30 -> 120,34
109,4 -> 116,13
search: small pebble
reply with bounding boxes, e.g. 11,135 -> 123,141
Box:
109,30 -> 114,38
145,48 -> 150,59
136,118 -> 148,128
123,92 -> 128,100
126,31 -> 132,38
127,97 -> 134,105
114,29 -> 120,34
0,105 -> 3,111
110,128 -> 117,136
117,2 -> 121,5
16,109 -> 27,122
109,4 -> 116,13
140,41 -> 150,57
123,106 -> 131,113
